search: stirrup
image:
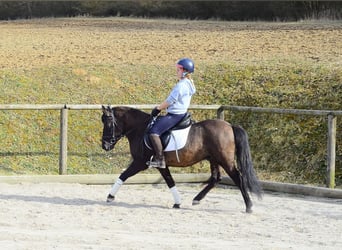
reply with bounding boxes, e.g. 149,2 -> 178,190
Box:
146,156 -> 166,169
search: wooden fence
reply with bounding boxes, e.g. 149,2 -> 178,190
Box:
0,104 -> 340,188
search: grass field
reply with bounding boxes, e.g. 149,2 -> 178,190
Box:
0,17 -> 341,186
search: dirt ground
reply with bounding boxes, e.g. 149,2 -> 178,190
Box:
0,182 -> 341,249
0,17 -> 341,70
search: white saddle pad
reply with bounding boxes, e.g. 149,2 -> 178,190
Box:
164,126 -> 191,152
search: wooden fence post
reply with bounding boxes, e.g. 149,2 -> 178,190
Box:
59,107 -> 68,175
327,114 -> 336,188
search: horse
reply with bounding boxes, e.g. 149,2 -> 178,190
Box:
101,105 -> 262,213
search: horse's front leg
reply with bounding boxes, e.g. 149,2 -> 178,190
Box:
158,167 -> 181,209
107,160 -> 147,202
192,161 -> 221,205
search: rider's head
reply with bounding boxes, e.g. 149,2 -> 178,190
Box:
176,58 -> 194,78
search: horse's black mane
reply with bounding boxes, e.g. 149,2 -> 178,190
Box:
114,106 -> 150,124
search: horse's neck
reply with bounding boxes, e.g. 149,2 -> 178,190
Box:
126,109 -> 150,134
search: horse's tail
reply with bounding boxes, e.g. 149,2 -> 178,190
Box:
232,125 -> 262,199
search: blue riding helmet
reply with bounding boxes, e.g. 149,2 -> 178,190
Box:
177,58 -> 194,73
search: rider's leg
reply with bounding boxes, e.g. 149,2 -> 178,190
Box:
148,113 -> 185,169
148,133 -> 166,168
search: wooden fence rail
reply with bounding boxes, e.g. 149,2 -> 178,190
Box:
0,104 -> 340,188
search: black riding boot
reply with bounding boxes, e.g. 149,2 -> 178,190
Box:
148,134 -> 166,169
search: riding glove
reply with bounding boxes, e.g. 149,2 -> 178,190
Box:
151,107 -> 161,117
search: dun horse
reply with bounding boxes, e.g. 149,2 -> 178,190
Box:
101,106 -> 262,213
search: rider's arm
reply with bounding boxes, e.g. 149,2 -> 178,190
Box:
156,100 -> 170,111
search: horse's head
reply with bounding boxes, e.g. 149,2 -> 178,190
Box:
101,105 -> 124,151
101,105 -> 150,151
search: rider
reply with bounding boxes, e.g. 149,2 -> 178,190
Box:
148,58 -> 196,168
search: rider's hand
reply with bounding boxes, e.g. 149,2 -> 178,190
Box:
151,107 -> 161,117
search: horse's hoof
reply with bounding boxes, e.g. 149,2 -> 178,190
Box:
246,208 -> 253,213
192,200 -> 200,206
106,194 -> 115,202
173,204 -> 180,209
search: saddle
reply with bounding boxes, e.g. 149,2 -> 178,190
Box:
144,113 -> 193,150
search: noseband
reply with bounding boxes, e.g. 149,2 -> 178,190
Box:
103,132 -> 123,146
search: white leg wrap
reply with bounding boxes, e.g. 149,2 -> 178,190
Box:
109,178 -> 123,196
170,186 -> 181,205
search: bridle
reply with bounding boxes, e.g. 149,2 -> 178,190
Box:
102,112 -> 124,146
102,129 -> 124,146
102,109 -> 137,147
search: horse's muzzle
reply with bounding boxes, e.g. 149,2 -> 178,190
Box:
102,140 -> 115,151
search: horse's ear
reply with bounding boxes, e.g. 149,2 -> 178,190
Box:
102,105 -> 106,113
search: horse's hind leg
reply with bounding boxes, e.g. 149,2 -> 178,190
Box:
223,165 -> 253,213
192,161 -> 221,205
158,167 -> 181,208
